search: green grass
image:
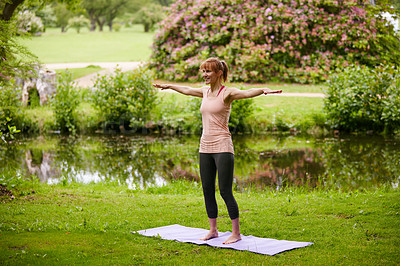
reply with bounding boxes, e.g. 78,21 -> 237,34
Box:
17,26 -> 154,63
55,65 -> 104,79
0,180 -> 399,265
251,95 -> 325,130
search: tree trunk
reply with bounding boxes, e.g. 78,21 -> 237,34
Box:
90,18 -> 96,31
108,21 -> 113,32
86,10 -> 96,31
96,18 -> 106,32
1,0 -> 25,21
144,23 -> 150,32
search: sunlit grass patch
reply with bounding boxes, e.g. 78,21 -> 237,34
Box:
55,65 -> 103,79
18,26 -> 153,63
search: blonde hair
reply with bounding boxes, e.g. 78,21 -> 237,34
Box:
200,57 -> 229,82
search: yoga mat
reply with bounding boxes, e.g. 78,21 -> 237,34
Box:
135,224 -> 313,255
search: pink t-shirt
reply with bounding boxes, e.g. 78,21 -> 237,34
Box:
199,86 -> 234,154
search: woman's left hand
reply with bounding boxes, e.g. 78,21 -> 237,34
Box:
263,88 -> 282,95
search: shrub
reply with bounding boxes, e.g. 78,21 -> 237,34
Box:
323,65 -> 400,134
68,15 -> 89,33
15,10 -> 44,35
150,0 -> 400,84
0,85 -> 22,143
92,67 -> 158,131
229,91 -> 254,133
51,71 -> 80,134
113,23 -> 122,32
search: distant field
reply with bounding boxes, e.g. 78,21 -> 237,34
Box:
17,25 -> 154,63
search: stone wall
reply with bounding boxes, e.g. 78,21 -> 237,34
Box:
21,69 -> 57,106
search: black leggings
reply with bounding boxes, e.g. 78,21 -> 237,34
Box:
199,152 -> 239,220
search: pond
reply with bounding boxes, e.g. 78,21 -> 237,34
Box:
1,134 -> 399,191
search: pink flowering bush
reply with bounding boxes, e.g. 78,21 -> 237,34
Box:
150,0 -> 400,84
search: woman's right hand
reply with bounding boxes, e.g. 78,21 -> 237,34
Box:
153,83 -> 168,90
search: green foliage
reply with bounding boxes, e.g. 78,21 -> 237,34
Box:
229,92 -> 254,133
35,5 -> 57,28
0,20 -> 38,87
152,93 -> 195,133
112,22 -> 122,32
390,0 -> 400,12
81,0 -> 130,32
27,87 -> 40,108
134,4 -> 165,32
53,3 -> 73,32
15,10 -> 44,35
186,97 -> 202,133
68,15 -> 89,33
91,67 -> 158,130
0,85 -> 22,143
51,71 -> 80,134
323,65 -> 400,133
150,0 -> 400,84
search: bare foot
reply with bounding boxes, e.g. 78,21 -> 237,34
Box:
223,234 -> 242,244
200,230 -> 219,241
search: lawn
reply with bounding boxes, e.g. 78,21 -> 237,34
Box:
0,181 -> 399,265
17,25 -> 154,63
55,65 -> 104,79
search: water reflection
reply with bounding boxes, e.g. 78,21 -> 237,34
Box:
25,150 -> 59,183
1,134 -> 399,191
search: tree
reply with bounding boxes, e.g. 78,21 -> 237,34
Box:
35,5 -> 57,28
81,0 -> 102,31
53,2 -> 73,32
1,0 -> 25,21
1,0 -> 80,80
1,0 -> 80,22
134,4 -> 164,32
81,0 -> 128,32
106,0 -> 128,32
68,14 -> 89,33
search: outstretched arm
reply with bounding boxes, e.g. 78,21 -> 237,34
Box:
226,87 -> 282,102
153,83 -> 203,98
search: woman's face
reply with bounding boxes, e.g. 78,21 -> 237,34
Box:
201,66 -> 221,85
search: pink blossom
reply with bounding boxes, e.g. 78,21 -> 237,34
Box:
264,8 -> 273,15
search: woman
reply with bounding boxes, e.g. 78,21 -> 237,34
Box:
153,57 -> 282,244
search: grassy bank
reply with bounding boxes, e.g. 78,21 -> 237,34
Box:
0,180 -> 399,265
21,83 -> 326,135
